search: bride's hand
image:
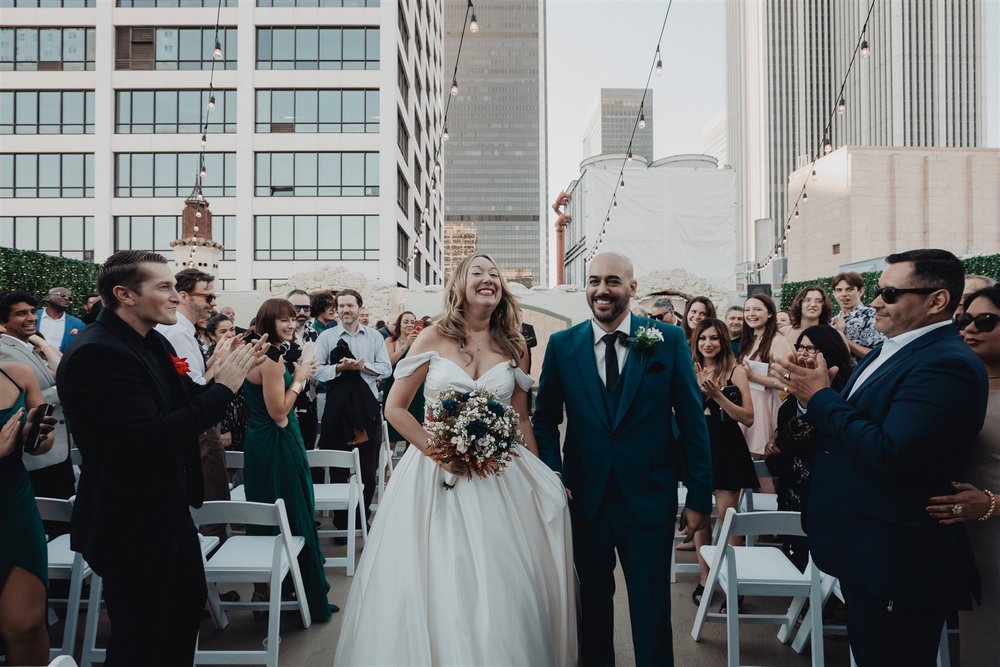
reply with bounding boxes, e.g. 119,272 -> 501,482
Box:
437,458 -> 468,477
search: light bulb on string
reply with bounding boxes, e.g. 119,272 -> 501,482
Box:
639,108 -> 646,129
207,96 -> 216,111
470,12 -> 478,33
802,191 -> 808,203
451,79 -> 459,96
213,40 -> 222,60
430,179 -> 437,195
619,178 -> 625,190
195,210 -> 202,219
794,209 -> 799,219
193,225 -> 200,233
811,168 -> 817,181
442,125 -> 449,141
613,199 -> 617,209
627,150 -> 633,162
860,39 -> 870,58
200,166 -> 207,178
200,134 -> 207,149
434,161 -> 441,175
655,47 -> 662,76
823,136 -> 833,154
837,96 -> 846,115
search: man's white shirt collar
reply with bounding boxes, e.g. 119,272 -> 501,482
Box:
881,318 -> 953,353
40,309 -> 65,322
591,313 -> 632,346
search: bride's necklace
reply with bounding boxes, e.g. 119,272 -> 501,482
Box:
466,329 -> 489,354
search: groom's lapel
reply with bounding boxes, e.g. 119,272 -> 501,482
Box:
612,317 -> 651,429
574,323 -> 611,428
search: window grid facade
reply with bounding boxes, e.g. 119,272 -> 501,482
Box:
256,27 -> 379,70
115,215 -> 236,261
0,153 -> 94,197
0,216 -> 94,260
115,153 -> 236,198
254,152 -> 379,197
0,27 -> 96,71
255,89 -> 379,133
116,90 -> 236,134
254,215 -> 379,261
0,90 -> 95,134
115,27 -> 237,71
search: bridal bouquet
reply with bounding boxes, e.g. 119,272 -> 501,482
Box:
424,387 -> 523,490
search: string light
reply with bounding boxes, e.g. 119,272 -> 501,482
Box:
613,199 -> 617,209
638,108 -> 646,129
860,38 -> 870,58
811,169 -> 817,180
200,134 -> 207,149
469,1 -> 478,33
823,136 -> 833,154
451,78 -> 459,95
207,95 -> 215,111
442,125 -> 449,141
837,96 -> 846,115
627,150 -> 633,162
655,47 -> 663,76
213,40 -> 222,60
619,178 -> 625,190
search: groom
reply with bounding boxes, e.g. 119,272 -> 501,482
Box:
533,252 -> 712,666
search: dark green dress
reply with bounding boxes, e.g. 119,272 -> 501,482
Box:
243,373 -> 335,621
0,369 -> 47,589
381,346 -> 426,442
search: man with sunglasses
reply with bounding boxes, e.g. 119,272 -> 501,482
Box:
38,287 -> 85,353
773,248 -> 988,667
156,269 -> 231,522
649,297 -> 679,326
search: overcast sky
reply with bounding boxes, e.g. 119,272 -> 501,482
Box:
544,0 -> 726,283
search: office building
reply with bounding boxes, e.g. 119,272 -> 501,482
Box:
0,0 -> 444,291
441,0 -> 546,287
582,88 -> 653,162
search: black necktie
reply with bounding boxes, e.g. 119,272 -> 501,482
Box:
603,332 -> 621,390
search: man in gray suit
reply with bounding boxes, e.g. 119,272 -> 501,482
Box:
0,290 -> 75,501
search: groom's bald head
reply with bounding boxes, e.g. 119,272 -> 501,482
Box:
589,252 -> 635,282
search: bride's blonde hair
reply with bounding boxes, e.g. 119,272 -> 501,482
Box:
437,254 -> 523,365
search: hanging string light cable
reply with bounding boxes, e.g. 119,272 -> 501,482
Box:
192,0 -> 226,207
583,0 -> 674,263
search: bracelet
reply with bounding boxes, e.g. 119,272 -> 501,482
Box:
980,489 -> 996,522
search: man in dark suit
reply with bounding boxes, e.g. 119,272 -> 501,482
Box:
532,252 -> 712,666
774,249 -> 988,667
58,250 -> 264,666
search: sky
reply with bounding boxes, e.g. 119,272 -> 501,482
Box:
544,0 -> 727,284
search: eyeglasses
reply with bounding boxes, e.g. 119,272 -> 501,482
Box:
956,312 -> 999,333
292,305 -> 311,312
794,344 -> 820,355
186,291 -> 216,303
649,313 -> 664,321
872,286 -> 939,304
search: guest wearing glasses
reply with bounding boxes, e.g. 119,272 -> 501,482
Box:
765,326 -> 853,571
774,249 -> 986,666
781,285 -> 834,347
649,298 -> 679,326
955,274 -> 996,320
37,287 -> 85,353
287,290 -> 320,451
927,287 -> 1000,667
681,296 -> 717,344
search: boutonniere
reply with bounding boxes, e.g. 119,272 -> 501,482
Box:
170,354 -> 190,377
629,326 -> 664,354
69,328 -> 79,335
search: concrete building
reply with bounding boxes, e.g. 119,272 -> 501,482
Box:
786,146 -> 1000,281
561,154 -> 737,293
441,0 -> 546,288
701,111 -> 727,168
582,88 -> 653,162
441,221 -> 476,281
0,0 -> 444,291
726,0 -> 987,285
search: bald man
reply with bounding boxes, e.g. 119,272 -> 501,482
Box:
533,252 -> 712,666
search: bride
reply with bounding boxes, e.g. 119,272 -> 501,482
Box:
334,254 -> 578,666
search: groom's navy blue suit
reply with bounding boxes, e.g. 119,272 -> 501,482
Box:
805,322 -> 986,665
533,316 -> 712,666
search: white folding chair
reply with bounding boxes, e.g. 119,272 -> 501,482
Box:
371,420 -> 394,512
224,450 -> 245,502
48,655 -> 78,667
691,508 -> 824,667
36,497 -> 91,661
190,500 -> 311,667
79,534 -> 220,667
305,448 -> 367,575
670,484 -> 719,583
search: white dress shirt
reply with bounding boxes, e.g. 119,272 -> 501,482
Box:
846,319 -> 954,399
314,324 -> 392,398
38,309 -> 67,350
591,313 -> 631,386
155,312 -> 207,384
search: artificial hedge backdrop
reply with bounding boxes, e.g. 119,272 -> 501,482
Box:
0,247 -> 99,317
780,253 -> 1000,310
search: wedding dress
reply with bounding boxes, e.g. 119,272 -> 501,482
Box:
334,351 -> 578,666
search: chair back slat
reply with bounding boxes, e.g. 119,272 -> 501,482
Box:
224,450 -> 245,469
36,496 -> 74,523
306,448 -> 360,470
190,499 -> 283,528
730,509 -> 805,538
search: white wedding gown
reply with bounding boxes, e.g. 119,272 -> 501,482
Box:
334,351 -> 578,666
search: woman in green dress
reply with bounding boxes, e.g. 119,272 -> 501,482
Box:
382,311 -> 425,447
243,298 -> 337,621
0,358 -> 56,664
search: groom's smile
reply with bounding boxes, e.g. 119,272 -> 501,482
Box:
586,253 -> 636,327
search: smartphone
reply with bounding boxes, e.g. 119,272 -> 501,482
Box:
413,321 -> 425,334
23,403 -> 55,454
242,330 -> 261,344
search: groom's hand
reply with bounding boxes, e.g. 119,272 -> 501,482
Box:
680,508 -> 710,543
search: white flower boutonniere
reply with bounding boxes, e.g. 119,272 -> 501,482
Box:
629,326 -> 664,354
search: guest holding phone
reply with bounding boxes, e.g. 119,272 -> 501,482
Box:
0,350 -> 59,664
243,298 -> 337,621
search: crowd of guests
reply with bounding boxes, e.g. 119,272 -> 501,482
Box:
1,251 -> 998,664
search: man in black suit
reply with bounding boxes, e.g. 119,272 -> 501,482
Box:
774,249 -> 987,666
58,250 -> 264,666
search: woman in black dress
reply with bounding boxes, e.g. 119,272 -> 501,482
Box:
764,325 -> 853,571
690,318 -> 758,604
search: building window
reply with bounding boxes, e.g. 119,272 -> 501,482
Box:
832,243 -> 841,255
397,111 -> 409,158
253,278 -> 285,291
0,153 -> 94,197
117,1 -> 236,6
397,55 -> 409,107
255,89 -> 378,133
115,27 -> 237,70
2,1 -> 95,6
413,251 -> 421,282
115,152 -> 236,197
256,0 -> 379,5
396,169 -> 409,214
116,90 -> 236,134
0,91 -> 95,134
253,215 -> 379,261
0,27 -> 97,71
0,216 -> 94,260
115,215 -> 236,260
256,27 -> 379,70
396,225 -> 408,270
255,152 -> 379,197
397,1 -> 409,53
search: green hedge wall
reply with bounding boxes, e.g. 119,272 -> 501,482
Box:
0,247 -> 99,317
780,253 -> 1000,310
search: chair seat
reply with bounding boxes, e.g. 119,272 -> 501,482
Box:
748,493 -> 779,511
230,485 -> 246,502
312,483 -> 350,507
47,534 -> 87,574
204,535 -> 305,582
700,545 -> 809,592
199,534 -> 220,557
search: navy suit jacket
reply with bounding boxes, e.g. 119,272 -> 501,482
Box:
805,322 -> 987,610
532,317 -> 713,526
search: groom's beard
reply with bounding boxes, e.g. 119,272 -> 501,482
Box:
589,295 -> 628,323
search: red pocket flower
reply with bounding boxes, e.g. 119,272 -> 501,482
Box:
171,354 -> 190,377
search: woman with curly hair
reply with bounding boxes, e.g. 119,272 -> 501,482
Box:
780,285 -> 834,347
682,296 -> 717,344
335,254 -> 577,666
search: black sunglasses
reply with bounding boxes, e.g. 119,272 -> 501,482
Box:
956,312 -> 999,333
650,313 -> 664,321
872,285 -> 938,304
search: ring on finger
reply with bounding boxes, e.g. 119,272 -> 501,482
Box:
783,385 -> 789,393
783,372 -> 791,380
952,504 -> 963,515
